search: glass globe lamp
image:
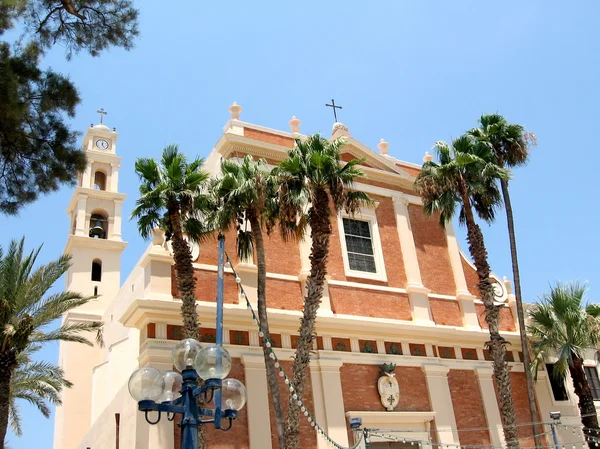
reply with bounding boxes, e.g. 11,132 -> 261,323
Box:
128,367 -> 165,401
221,378 -> 247,411
161,370 -> 183,402
172,338 -> 202,372
193,344 -> 232,380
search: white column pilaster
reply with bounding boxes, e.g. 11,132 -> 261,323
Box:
311,358 -> 349,447
476,368 -> 505,448
82,164 -> 92,189
506,292 -> 519,330
242,354 -> 273,449
392,196 -> 433,324
446,221 -> 480,329
310,361 -> 329,449
74,195 -> 88,236
112,200 -> 123,240
392,196 -> 422,287
110,162 -> 120,192
445,221 -> 469,295
423,365 -> 460,447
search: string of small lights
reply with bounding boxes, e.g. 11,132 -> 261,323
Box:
373,421 -> 564,434
225,252 -> 600,449
226,254 -> 362,449
367,428 -> 556,448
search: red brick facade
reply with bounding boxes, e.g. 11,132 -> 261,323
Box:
340,364 -> 431,412
429,298 -> 463,326
448,369 -> 492,446
162,123 -> 527,449
408,205 -> 456,295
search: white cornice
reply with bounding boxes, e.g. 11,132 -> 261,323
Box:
84,149 -> 122,164
119,298 -> 522,347
66,187 -> 126,213
64,235 -> 127,254
345,411 -> 436,425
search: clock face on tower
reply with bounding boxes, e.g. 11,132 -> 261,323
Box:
95,139 -> 109,150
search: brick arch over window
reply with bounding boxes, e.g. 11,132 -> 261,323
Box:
94,170 -> 106,190
91,259 -> 102,282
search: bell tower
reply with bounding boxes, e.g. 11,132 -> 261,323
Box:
54,116 -> 127,449
64,118 -> 127,307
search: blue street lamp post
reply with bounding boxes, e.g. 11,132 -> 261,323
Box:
128,234 -> 246,449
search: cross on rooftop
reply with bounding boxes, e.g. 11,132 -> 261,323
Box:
325,99 -> 342,122
97,108 -> 107,124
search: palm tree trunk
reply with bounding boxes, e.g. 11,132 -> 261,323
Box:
284,188 -> 331,449
248,213 -> 285,448
0,351 -> 16,449
168,204 -> 206,448
460,187 -> 519,449
168,206 -> 200,340
569,355 -> 599,449
500,178 -> 542,446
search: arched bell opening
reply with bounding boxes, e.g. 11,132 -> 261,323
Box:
94,171 -> 107,190
89,210 -> 109,239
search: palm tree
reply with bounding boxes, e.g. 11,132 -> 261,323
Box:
212,155 -> 286,448
275,134 -> 371,449
9,345 -> 72,437
529,281 -> 600,449
469,114 -> 541,444
414,135 -> 520,448
131,144 -> 212,341
0,238 -> 102,447
132,145 -> 213,449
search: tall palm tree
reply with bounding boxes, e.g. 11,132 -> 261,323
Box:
529,281 -> 600,449
132,145 -> 212,449
414,135 -> 520,448
469,114 -> 541,444
0,238 -> 102,447
212,155 -> 286,448
9,345 -> 72,437
275,134 -> 371,449
131,144 -> 212,341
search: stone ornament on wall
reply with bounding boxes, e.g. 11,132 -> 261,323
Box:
166,234 -> 200,262
378,363 -> 400,411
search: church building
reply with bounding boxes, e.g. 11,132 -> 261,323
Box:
53,104 -> 594,449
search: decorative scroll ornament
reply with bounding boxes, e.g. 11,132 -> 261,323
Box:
378,363 -> 400,411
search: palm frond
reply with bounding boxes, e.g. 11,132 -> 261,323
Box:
528,281 -> 600,373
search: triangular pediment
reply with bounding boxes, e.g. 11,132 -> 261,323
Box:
340,137 -> 413,180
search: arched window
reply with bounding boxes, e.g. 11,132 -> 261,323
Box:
91,259 -> 102,282
89,210 -> 108,239
94,171 -> 106,190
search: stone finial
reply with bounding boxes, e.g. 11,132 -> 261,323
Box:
151,227 -> 165,247
289,116 -> 301,133
423,151 -> 434,163
331,122 -> 351,139
378,138 -> 389,155
503,276 -> 513,294
228,102 -> 242,120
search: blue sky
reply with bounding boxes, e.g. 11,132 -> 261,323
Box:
3,1 -> 600,447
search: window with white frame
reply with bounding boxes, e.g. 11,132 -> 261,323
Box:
343,218 -> 376,273
338,208 -> 387,282
584,366 -> 600,400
